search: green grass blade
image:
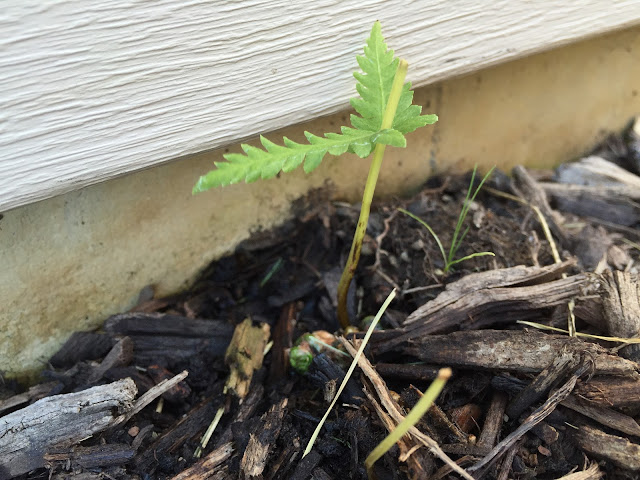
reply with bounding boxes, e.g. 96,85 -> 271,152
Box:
448,225 -> 470,267
447,251 -> 495,268
448,165 -> 495,265
448,166 -> 477,261
365,367 -> 452,478
398,208 -> 447,267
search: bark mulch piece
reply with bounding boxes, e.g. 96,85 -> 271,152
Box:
2,119 -> 640,479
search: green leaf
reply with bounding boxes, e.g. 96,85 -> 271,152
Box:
350,21 -> 438,135
192,128 -> 378,192
372,128 -> 406,148
193,21 -> 439,193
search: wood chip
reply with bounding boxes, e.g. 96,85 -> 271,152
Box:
0,378 -> 137,479
477,391 -> 508,449
561,395 -> 640,437
555,462 -> 602,480
378,262 -> 585,353
87,336 -> 134,383
401,330 -> 639,377
506,350 -> 581,420
543,183 -> 640,226
574,375 -> 640,410
0,381 -> 59,416
134,396 -> 220,473
469,362 -> 587,475
169,442 -> 234,480
574,424 -> 640,470
601,270 -> 640,361
44,443 -> 136,470
225,318 -> 270,400
511,165 -> 569,246
104,312 -> 234,364
240,398 -> 288,479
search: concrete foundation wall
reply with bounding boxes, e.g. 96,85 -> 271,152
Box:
2,26 -> 639,378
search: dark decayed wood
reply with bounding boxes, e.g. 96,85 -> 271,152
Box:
505,350 -> 581,420
239,397 -> 288,479
86,336 -> 134,383
44,443 -> 136,470
169,442 -> 234,480
134,396 -> 220,473
375,362 -> 440,382
268,302 -> 296,381
104,312 -> 234,364
573,425 -> 640,470
48,331 -> 114,368
214,384 -> 264,449
468,362 -> 590,477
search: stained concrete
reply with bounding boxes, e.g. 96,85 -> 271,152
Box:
1,26 -> 639,379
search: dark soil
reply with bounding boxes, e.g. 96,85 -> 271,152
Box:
2,123 -> 640,480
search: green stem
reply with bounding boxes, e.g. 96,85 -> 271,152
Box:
336,59 -> 408,329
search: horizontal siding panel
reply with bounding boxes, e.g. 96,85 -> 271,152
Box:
1,0 -> 639,211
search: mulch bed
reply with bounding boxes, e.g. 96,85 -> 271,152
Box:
2,120 -> 640,480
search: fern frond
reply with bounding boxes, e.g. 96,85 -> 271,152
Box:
193,127 -> 403,192
350,22 -> 438,135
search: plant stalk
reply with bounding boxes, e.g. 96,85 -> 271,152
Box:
336,59 -> 408,329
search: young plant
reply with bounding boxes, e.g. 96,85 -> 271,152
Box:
193,22 -> 438,328
399,165 -> 496,274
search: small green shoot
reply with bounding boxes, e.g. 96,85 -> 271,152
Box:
303,289 -> 397,457
365,367 -> 451,479
289,332 -> 349,374
193,23 -> 437,328
259,257 -> 284,287
399,165 -> 496,274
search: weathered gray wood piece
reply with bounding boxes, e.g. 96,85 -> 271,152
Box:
378,262 -> 587,354
511,165 -> 569,246
0,378 -> 137,480
543,183 -> 640,226
574,425 -> 640,470
601,270 -> 640,361
405,261 -> 576,328
401,330 -> 639,377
